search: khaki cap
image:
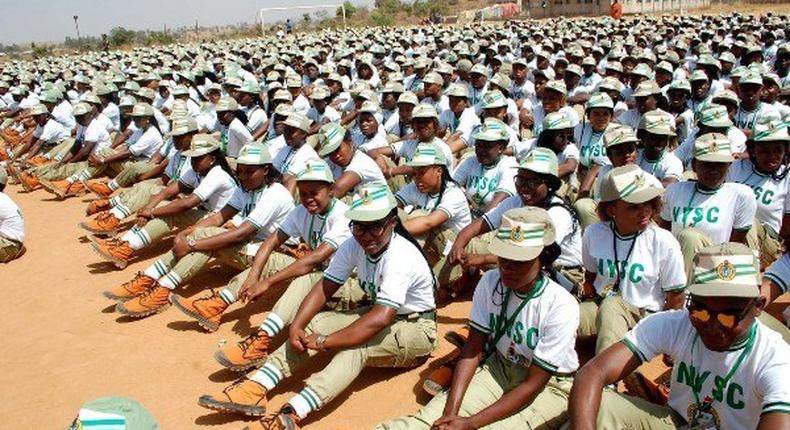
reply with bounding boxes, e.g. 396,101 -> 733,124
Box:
490,207 -> 556,261
599,164 -> 663,203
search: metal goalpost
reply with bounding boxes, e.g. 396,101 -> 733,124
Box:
258,4 -> 346,35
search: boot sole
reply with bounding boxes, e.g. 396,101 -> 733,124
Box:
39,181 -> 65,199
197,396 -> 266,416
213,350 -> 266,372
444,329 -> 469,349
102,290 -> 140,302
87,187 -> 113,199
115,302 -> 170,318
78,221 -> 118,237
89,242 -> 129,269
171,295 -> 220,332
422,378 -> 448,397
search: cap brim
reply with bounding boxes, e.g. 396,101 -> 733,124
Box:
489,238 -> 543,261
695,154 -> 734,163
318,142 -> 341,157
182,149 -> 214,157
688,283 -> 759,298
620,186 -> 663,204
345,207 -> 392,222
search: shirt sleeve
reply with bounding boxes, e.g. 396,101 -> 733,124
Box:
756,345 -> 790,416
323,240 -> 357,285
581,225 -> 598,273
658,229 -> 687,292
532,295 -> 580,374
733,184 -> 757,231
192,167 -> 225,202
495,157 -> 517,196
245,189 -> 292,231
660,183 -> 676,222
563,143 -> 580,161
226,187 -> 247,212
663,154 -> 684,181
468,271 -> 496,334
395,182 -> 418,207
437,186 -> 469,222
451,157 -> 472,185
276,206 -> 303,240
322,216 -> 352,250
622,311 -> 682,363
764,254 -> 790,294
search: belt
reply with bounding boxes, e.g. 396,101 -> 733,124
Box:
396,309 -> 436,321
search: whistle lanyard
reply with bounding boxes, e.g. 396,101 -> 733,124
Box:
306,199 -> 336,250
611,223 -> 642,292
487,275 -> 546,355
689,323 -> 756,408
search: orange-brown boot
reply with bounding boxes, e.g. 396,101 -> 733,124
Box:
85,198 -> 111,216
80,211 -> 121,236
90,237 -> 134,269
171,292 -> 229,332
214,329 -> 271,371
26,156 -> 49,167
16,170 -> 41,192
198,379 -> 268,416
444,326 -> 470,348
422,348 -> 460,396
245,407 -> 301,430
85,179 -> 114,198
103,272 -> 157,301
115,285 -> 171,317
40,179 -> 85,199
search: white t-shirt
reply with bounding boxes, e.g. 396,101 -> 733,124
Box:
33,119 -> 70,144
764,253 -> 790,295
51,100 -> 76,131
582,222 -> 686,311
328,150 -> 387,191
439,107 -> 480,144
727,159 -> 790,235
574,122 -> 611,169
221,118 -> 253,158
272,142 -> 319,177
126,126 -> 163,160
278,199 -> 352,250
735,102 -> 781,132
637,149 -> 684,182
0,192 -> 24,243
393,137 -> 455,169
324,232 -> 436,314
163,149 -> 192,182
102,103 -> 120,132
395,181 -> 472,233
180,165 -> 237,212
383,115 -> 413,139
661,181 -> 757,244
306,105 -> 341,125
243,105 -> 267,132
227,182 -> 294,241
483,195 -> 583,268
83,119 -> 112,154
623,310 -> 790,429
351,126 -> 389,153
265,135 -> 287,159
469,270 -> 579,373
452,155 -> 517,216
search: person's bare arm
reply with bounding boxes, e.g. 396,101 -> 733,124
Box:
330,171 -> 362,199
578,165 -> 601,198
730,229 -> 748,244
757,412 -> 790,430
663,290 -> 686,310
568,342 -> 643,430
558,159 -> 579,178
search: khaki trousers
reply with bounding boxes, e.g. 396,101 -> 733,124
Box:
578,295 -> 647,354
375,352 -> 574,430
137,208 -> 206,246
108,179 -> 166,218
265,308 -> 437,407
593,388 -> 684,429
432,232 -> 494,288
573,197 -> 599,232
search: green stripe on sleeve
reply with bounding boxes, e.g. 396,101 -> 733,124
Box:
621,338 -> 647,363
469,320 -> 491,334
532,356 -> 560,373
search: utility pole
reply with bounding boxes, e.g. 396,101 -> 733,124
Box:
73,15 -> 81,40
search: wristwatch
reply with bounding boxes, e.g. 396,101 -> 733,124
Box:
315,334 -> 328,351
188,239 -> 197,251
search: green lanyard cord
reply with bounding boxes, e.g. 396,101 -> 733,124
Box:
484,275 -> 546,360
689,323 -> 757,407
306,199 -> 336,250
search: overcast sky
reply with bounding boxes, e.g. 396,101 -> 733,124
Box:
0,0 -> 375,45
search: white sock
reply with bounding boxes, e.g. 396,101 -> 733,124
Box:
65,174 -> 78,184
121,226 -> 150,250
108,179 -> 120,191
158,271 -> 182,290
218,288 -> 236,305
249,363 -> 283,391
142,259 -> 170,281
258,313 -> 285,337
287,386 -> 322,419
108,206 -> 127,220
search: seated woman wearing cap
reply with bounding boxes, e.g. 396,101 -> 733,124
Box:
570,243 -> 790,430
91,134 -> 237,270
615,81 -> 668,131
272,112 -> 319,196
578,164 -> 686,354
36,102 -> 123,199
198,185 -> 437,430
530,79 -> 580,137
3,104 -> 70,167
445,148 -> 583,295
383,91 -> 417,143
659,133 -> 757,272
182,159 -> 365,371
236,82 -> 269,140
439,83 -> 481,154
105,143 -> 293,318
451,123 -> 517,218
350,100 -> 389,153
636,110 -> 684,187
517,111 -> 580,203
78,117 -> 200,236
215,96 -> 253,160
575,93 -> 615,201
0,167 -> 25,263
665,80 -> 695,143
315,123 -> 386,200
305,86 -> 341,136
674,104 -> 748,167
377,207 -> 579,430
728,118 -> 790,270
394,142 -> 471,285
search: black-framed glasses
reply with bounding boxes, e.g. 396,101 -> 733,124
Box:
608,143 -> 637,157
514,175 -> 545,189
349,220 -> 388,237
687,296 -> 754,329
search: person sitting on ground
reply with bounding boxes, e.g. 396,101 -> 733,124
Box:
0,167 -> 24,263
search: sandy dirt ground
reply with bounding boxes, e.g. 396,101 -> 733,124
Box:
0,184 -> 469,429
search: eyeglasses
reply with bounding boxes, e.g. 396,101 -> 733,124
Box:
555,132 -> 573,141
687,297 -> 753,329
608,143 -> 637,157
514,175 -> 545,189
349,220 -> 388,237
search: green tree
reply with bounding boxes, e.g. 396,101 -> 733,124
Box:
108,26 -> 136,46
337,1 -> 357,18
